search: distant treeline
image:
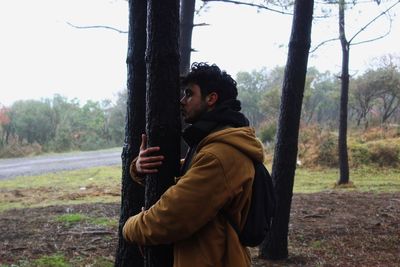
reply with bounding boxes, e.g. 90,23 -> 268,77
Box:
1,55 -> 399,158
236,55 -> 400,143
0,92 -> 126,157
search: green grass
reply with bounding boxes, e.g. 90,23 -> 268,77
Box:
0,166 -> 121,211
55,213 -> 89,225
32,254 -> 70,267
1,165 -> 399,212
54,213 -> 118,227
294,166 -> 400,193
89,217 -> 118,227
0,255 -> 114,267
0,165 -> 121,190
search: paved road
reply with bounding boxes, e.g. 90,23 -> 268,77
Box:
0,149 -> 122,180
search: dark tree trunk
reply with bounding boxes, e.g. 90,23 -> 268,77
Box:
179,0 -> 196,76
337,0 -> 350,185
259,0 -> 313,260
115,0 -> 147,266
144,1 -> 181,267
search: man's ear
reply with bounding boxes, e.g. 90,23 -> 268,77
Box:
206,92 -> 218,107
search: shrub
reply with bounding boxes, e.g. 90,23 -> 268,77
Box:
349,143 -> 371,167
0,140 -> 42,158
297,126 -> 338,168
316,133 -> 338,167
258,122 -> 277,144
369,142 -> 400,167
349,139 -> 400,167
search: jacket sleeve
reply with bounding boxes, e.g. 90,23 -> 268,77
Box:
129,157 -> 145,186
123,151 -> 232,245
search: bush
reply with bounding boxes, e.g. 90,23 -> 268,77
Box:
297,126 -> 338,168
369,142 -> 400,167
258,123 -> 277,144
349,140 -> 400,167
0,140 -> 42,158
316,133 -> 338,167
349,143 -> 371,167
357,126 -> 400,143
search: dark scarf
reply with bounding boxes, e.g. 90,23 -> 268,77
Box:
180,99 -> 249,175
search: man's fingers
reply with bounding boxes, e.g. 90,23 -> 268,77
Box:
141,155 -> 164,163
139,146 -> 161,157
141,161 -> 163,168
140,134 -> 147,150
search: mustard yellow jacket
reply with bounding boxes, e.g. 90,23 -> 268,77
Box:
123,127 -> 265,267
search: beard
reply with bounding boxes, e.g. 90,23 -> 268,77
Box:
182,102 -> 208,124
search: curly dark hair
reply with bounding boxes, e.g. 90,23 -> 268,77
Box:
181,62 -> 238,104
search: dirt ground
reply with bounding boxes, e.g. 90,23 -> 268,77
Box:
1,191 -> 399,267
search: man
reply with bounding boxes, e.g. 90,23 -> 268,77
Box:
123,62 -> 265,267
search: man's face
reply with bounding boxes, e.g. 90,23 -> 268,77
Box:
180,84 -> 208,124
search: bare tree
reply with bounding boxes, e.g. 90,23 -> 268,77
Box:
335,0 -> 399,184
180,0 -> 196,75
259,0 -> 314,260
337,0 -> 351,184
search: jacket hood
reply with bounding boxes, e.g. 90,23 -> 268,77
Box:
199,127 -> 265,163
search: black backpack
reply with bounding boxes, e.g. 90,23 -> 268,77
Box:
222,160 -> 276,247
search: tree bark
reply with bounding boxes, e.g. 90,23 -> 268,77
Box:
115,0 -> 147,266
337,0 -> 350,185
144,1 -> 181,266
259,0 -> 313,260
179,0 -> 196,76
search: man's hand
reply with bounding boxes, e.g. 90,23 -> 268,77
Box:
136,134 -> 164,174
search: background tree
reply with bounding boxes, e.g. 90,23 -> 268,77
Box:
259,66 -> 286,123
259,0 -> 314,260
337,0 -> 351,185
350,70 -> 383,127
108,90 -> 127,146
0,106 -> 11,147
144,0 -> 181,266
373,56 -> 400,124
180,0 -> 196,75
114,0 -> 147,266
236,68 -> 269,126
10,100 -> 54,145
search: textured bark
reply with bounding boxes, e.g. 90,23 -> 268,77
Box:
179,0 -> 196,76
144,1 -> 181,266
115,1 -> 147,266
338,0 -> 350,184
259,0 -> 313,260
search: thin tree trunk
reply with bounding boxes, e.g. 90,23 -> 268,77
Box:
179,0 -> 196,76
144,0 -> 181,266
338,0 -> 350,185
115,0 -> 147,266
259,0 -> 313,260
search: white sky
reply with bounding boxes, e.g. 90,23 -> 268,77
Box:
0,0 -> 399,107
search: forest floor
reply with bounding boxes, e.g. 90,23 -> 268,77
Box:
1,191 -> 399,267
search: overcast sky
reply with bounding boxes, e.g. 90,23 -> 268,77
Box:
1,0 -> 399,106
